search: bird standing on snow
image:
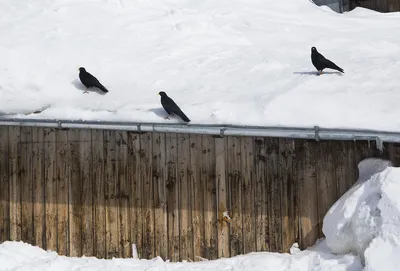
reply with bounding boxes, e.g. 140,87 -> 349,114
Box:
78,67 -> 109,93
158,91 -> 190,122
311,47 -> 344,75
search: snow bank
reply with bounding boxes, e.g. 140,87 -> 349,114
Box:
1,0 -> 400,129
0,240 -> 361,271
323,158 -> 400,270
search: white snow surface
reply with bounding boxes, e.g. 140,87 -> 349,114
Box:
0,240 -> 362,271
323,158 -> 400,270
1,0 -> 400,128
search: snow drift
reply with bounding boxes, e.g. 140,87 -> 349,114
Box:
0,0 -> 400,129
323,158 -> 400,270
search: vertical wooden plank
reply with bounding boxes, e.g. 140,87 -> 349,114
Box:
202,135 -> 217,260
279,138 -> 297,252
69,129 -> 83,257
241,137 -> 256,253
0,127 -> 9,242
44,128 -> 57,251
153,132 -> 168,260
166,133 -> 180,261
92,129 -> 106,258
32,128 -> 45,248
254,137 -> 268,252
388,143 -> 400,167
116,131 -> 130,258
141,133 -> 155,259
80,130 -> 93,256
227,136 -> 243,256
216,137 -> 229,258
20,127 -> 34,244
56,129 -> 69,256
296,140 -> 318,249
335,141 -> 356,199
190,134 -> 205,260
129,132 -> 142,259
104,130 -> 119,258
178,134 -> 193,261
9,126 -> 21,242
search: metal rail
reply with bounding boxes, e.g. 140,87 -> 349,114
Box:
0,118 -> 398,149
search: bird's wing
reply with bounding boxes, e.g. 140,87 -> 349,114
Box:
86,73 -> 101,85
321,57 -> 343,72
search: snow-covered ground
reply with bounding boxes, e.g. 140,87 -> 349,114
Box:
0,0 -> 400,129
2,158 -> 400,270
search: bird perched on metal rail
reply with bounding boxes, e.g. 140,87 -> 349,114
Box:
311,47 -> 344,75
158,91 -> 190,122
78,67 -> 109,93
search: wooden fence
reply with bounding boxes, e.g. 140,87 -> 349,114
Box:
350,0 -> 400,12
0,126 -> 398,261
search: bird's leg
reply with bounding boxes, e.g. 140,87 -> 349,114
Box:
83,90 -> 89,94
318,70 -> 323,76
164,115 -> 170,120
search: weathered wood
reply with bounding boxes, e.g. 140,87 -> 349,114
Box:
335,141 -> 356,199
216,138 -> 229,258
178,134 -> 193,261
227,136 -> 243,255
153,132 -> 168,260
56,129 -> 69,256
20,127 -> 33,244
242,137 -> 256,253
296,140 -> 318,249
44,128 -> 57,251
32,128 -> 45,248
190,134 -> 205,260
92,129 -> 106,258
69,129 -> 83,257
9,126 -> 21,242
80,130 -> 94,256
0,126 -> 9,242
129,132 -> 142,258
116,131 -> 130,258
166,133 -> 179,261
104,130 -> 119,258
3,126 -> 398,259
279,138 -> 297,251
315,141 -> 336,237
202,136 -> 217,260
141,133 -> 155,259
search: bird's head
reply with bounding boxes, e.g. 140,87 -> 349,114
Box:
158,91 -> 167,97
311,47 -> 317,52
78,67 -> 86,72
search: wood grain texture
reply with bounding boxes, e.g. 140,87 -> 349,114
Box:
44,128 -> 57,251
1,127 -> 393,259
57,129 -> 69,256
0,127 -> 9,242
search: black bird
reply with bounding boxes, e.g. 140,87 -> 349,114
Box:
158,91 -> 190,122
311,47 -> 344,75
78,67 -> 109,93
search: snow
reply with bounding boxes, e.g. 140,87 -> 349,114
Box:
0,240 -> 362,271
0,0 -> 400,129
323,158 -> 400,270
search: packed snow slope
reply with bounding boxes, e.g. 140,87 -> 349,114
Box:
0,0 -> 400,129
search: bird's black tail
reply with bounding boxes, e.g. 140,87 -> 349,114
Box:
97,84 -> 109,93
178,111 -> 190,122
330,63 -> 344,73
